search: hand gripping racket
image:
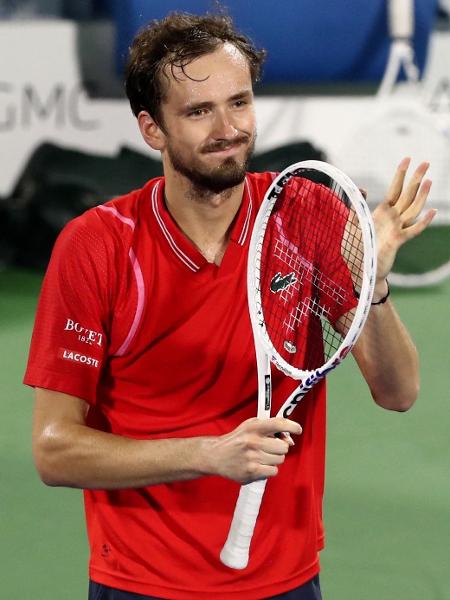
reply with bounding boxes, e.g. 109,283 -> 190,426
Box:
220,160 -> 376,570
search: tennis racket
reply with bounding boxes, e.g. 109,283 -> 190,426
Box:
335,0 -> 450,287
220,160 -> 376,570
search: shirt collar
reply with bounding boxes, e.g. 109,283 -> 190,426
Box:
150,177 -> 253,272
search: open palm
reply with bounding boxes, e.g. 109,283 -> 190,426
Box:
371,158 -> 436,282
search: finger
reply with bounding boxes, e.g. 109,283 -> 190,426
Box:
247,465 -> 279,482
359,187 -> 368,200
259,451 -> 287,466
396,161 -> 430,214
402,208 -> 437,242
241,460 -> 282,484
256,417 -> 302,436
276,431 -> 295,446
384,157 -> 411,206
259,437 -> 291,455
401,179 -> 432,226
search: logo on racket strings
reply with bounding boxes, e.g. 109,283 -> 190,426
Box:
270,271 -> 297,294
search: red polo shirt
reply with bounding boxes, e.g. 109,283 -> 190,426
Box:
24,172 -> 329,599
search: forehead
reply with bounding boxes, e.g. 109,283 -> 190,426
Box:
162,42 -> 252,107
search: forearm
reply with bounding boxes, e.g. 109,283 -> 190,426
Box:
353,283 -> 419,411
33,390 -> 301,490
34,422 -> 213,489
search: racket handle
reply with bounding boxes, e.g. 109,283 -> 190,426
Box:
220,479 -> 267,569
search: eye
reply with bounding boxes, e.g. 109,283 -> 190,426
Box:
187,108 -> 208,118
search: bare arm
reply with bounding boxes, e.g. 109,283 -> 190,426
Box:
352,290 -> 419,411
347,159 -> 435,411
32,388 -> 301,490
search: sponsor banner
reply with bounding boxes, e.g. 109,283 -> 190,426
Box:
0,20 -> 152,197
1,21 -> 449,198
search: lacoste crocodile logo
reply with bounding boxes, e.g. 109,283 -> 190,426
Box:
270,271 -> 297,293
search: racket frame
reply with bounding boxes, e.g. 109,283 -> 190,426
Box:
220,161 -> 376,570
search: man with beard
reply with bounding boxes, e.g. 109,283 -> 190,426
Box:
25,12 -> 434,600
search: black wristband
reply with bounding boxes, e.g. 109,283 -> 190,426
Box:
354,280 -> 390,305
370,281 -> 390,305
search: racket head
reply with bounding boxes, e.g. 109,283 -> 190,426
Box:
248,160 -> 376,381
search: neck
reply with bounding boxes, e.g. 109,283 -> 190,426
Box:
163,170 -> 246,266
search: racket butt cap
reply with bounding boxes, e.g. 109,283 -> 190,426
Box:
220,545 -> 249,570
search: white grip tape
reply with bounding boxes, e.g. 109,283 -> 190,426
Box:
220,479 -> 268,569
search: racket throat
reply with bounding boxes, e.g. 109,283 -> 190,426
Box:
282,367 -> 330,417
283,387 -> 311,418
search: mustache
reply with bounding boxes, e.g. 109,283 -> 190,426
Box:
201,135 -> 251,153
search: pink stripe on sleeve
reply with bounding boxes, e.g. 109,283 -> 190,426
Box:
99,205 -> 136,230
114,248 -> 145,356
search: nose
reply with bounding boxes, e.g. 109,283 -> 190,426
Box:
211,109 -> 239,140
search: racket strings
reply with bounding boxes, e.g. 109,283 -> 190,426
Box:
341,211 -> 365,295
273,238 -> 348,306
257,171 -> 365,372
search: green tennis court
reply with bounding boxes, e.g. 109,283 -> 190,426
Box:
1,268 -> 449,599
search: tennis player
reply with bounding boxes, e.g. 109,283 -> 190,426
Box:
24,12 -> 435,600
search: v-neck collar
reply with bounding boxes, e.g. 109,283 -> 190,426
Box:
150,177 -> 253,273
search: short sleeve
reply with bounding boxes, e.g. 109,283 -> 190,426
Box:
23,213 -> 115,404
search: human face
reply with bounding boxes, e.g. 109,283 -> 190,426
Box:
158,43 -> 257,194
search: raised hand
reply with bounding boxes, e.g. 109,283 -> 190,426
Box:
372,158 -> 436,284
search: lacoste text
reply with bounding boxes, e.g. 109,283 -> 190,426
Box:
59,349 -> 100,368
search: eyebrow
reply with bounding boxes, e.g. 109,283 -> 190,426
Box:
182,90 -> 253,113
229,90 -> 253,101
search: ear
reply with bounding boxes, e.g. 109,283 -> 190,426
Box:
137,111 -> 166,151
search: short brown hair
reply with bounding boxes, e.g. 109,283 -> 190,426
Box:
124,12 -> 266,124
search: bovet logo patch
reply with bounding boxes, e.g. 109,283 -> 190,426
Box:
64,318 -> 103,347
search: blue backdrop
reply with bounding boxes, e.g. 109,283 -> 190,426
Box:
107,0 -> 438,83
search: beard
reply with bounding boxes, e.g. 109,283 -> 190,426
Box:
166,134 -> 256,195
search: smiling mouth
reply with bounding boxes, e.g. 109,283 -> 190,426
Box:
204,144 -> 246,158
211,145 -> 241,153
203,137 -> 249,154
